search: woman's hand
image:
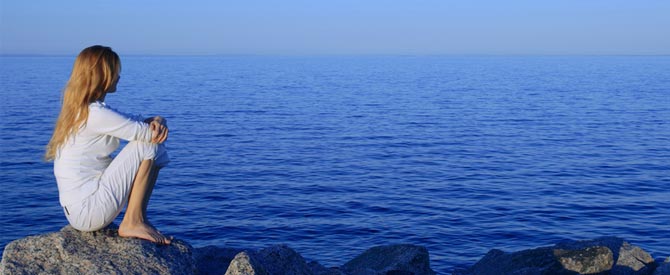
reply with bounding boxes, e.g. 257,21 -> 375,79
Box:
146,116 -> 168,144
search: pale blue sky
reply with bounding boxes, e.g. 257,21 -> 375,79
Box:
1,0 -> 668,55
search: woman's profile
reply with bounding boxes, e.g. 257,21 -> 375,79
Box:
45,45 -> 172,244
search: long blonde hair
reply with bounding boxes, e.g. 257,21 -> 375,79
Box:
45,45 -> 121,161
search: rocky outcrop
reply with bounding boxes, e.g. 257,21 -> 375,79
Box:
194,244 -> 432,275
193,245 -> 338,275
6,227 -> 665,275
455,237 -> 658,275
0,225 -> 195,275
342,244 -> 435,275
1,227 -> 435,275
221,245 -> 317,275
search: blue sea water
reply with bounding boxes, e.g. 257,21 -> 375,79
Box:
0,55 -> 669,273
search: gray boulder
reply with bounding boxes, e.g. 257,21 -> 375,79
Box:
225,251 -> 268,275
0,225 -> 195,275
457,237 -> 655,275
553,246 -> 614,274
342,244 -> 436,275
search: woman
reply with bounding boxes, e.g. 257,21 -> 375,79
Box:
45,45 -> 172,244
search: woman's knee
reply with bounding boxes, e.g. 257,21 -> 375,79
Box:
126,141 -> 159,161
125,141 -> 169,168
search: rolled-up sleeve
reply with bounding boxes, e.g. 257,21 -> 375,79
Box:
87,105 -> 153,142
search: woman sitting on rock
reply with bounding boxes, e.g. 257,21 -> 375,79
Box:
45,45 -> 172,245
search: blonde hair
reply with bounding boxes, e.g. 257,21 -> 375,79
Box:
45,45 -> 121,161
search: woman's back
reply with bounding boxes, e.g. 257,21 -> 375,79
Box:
54,101 -> 152,207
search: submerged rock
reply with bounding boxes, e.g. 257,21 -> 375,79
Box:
342,244 -> 436,275
0,225 -> 195,275
456,237 -> 656,275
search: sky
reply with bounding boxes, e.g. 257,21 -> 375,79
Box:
1,0 -> 669,55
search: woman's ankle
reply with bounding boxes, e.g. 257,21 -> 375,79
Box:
119,215 -> 146,227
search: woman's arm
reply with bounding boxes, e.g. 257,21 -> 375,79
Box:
144,116 -> 169,144
88,105 -> 154,142
88,105 -> 168,144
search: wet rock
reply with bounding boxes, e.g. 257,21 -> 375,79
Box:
0,225 -> 195,275
342,244 -> 436,275
457,237 -> 655,275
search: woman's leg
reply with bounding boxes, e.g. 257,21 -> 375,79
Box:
143,167 -> 160,222
118,159 -> 172,244
143,150 -> 167,226
93,141 -> 171,242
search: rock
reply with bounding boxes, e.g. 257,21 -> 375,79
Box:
654,257 -> 670,275
554,237 -> 655,274
308,261 -> 345,275
0,225 -> 195,275
457,237 -> 655,275
221,244 -> 320,275
194,245 -> 244,275
225,251 -> 267,275
455,247 -> 567,275
256,244 -> 316,275
342,244 -> 436,275
615,242 -> 653,272
553,246 -> 614,273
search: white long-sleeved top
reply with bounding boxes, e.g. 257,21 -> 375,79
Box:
54,101 -> 153,207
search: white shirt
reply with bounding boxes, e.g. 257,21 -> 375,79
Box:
54,101 -> 153,206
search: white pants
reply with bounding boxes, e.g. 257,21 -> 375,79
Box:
64,141 -> 169,231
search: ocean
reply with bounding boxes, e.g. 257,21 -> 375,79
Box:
1,55 -> 668,273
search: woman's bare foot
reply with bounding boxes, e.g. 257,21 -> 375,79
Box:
118,222 -> 172,245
